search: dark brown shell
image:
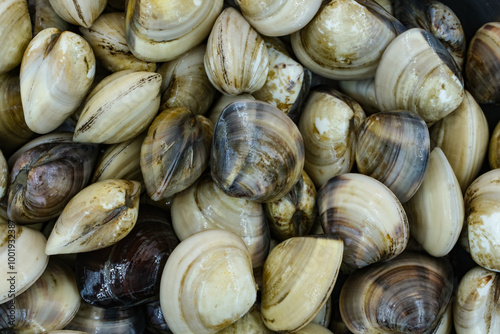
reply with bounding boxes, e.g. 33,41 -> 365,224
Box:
144,299 -> 173,334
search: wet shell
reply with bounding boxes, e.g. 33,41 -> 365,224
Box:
490,120 -> 500,169
261,235 -> 343,332
144,299 -> 172,334
171,175 -> 269,268
338,78 -> 379,115
339,252 -> 454,333
375,28 -> 464,124
0,223 -> 49,304
204,7 -> 269,95
0,151 -> 7,202
48,0 -> 106,28
236,0 -> 322,36
160,229 -> 257,334
0,260 -> 80,332
291,0 -> 405,80
28,0 -> 73,36
355,111 -> 430,204
20,28 -> 95,134
80,12 -> 156,73
318,173 -> 409,269
45,179 -> 141,255
454,266 -> 500,333
217,306 -> 273,333
140,107 -> 214,201
430,90 -> 489,193
125,0 -> 223,62
207,93 -> 255,125
210,100 -> 304,203
75,205 -> 179,308
403,147 -> 464,257
299,87 -> 366,188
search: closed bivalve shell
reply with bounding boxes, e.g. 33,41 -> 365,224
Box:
49,0 -> 106,28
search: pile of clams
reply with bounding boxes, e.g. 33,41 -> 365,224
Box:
1,0 -> 500,333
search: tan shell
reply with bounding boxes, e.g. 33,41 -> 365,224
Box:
0,150 -> 7,202
490,120 -> 500,170
338,78 -> 379,115
216,307 -> 273,334
294,323 -> 334,334
48,0 -> 106,28
28,0 -> 73,36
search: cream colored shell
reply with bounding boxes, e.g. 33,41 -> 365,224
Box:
49,0 -> 106,28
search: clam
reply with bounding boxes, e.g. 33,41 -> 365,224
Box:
28,0 -> 73,36
0,260 -> 80,332
339,252 -> 454,333
298,87 -> 366,188
236,0 -> 322,36
338,79 -> 379,115
160,229 -> 257,334
7,141 -> 98,224
464,169 -> 500,272
374,0 -> 393,14
375,28 -> 464,124
318,173 -> 409,269
157,44 -> 217,115
73,70 -> 162,144
311,296 -> 332,328
217,306 -> 273,333
48,0 -> 106,28
291,0 -> 405,80
264,170 -> 316,242
465,22 -> 500,104
490,120 -> 500,169
0,223 -> 49,304
294,323 -> 335,334
75,204 -> 179,308
403,147 -> 464,257
20,28 -> 95,134
355,111 -> 430,204
211,100 -> 304,203
0,150 -> 7,202
454,266 -> 500,333
204,7 -> 269,96
261,235 -> 343,332
45,179 -> 141,255
0,0 -> 32,74
207,93 -> 255,125
125,0 -> 224,62
80,12 -> 156,73
140,107 -> 214,201
144,299 -> 172,334
171,175 -> 269,268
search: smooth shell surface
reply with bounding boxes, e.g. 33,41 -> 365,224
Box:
49,0 -> 106,28
217,307 -> 273,333
0,151 -> 7,202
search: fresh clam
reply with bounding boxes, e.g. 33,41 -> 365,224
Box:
339,252 -> 454,333
338,78 -> 379,115
27,0 -> 73,36
20,28 -> 95,134
210,100 -> 304,202
207,93 -> 255,125
125,0 -> 224,62
204,7 -> 269,95
298,87 -> 366,188
140,106 -> 214,200
144,299 -> 172,334
0,223 -> 49,304
0,150 -> 7,202
0,260 -> 80,332
45,179 -> 141,255
355,111 -> 430,204
318,173 -> 409,268
217,306 -> 273,333
236,0 -> 322,36
0,0 -> 32,74
48,0 -> 106,28
73,70 -> 161,144
171,175 -> 269,268
294,323 -> 335,334
261,235 -> 343,332
490,120 -> 500,169
80,12 -> 156,73
160,229 -> 257,334
375,28 -> 465,124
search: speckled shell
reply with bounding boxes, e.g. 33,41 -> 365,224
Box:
291,0 -> 405,80
210,100 -> 304,202
375,28 -> 464,124
49,0 -> 106,28
339,252 -> 454,333
464,169 -> 500,272
318,173 -> 409,269
140,107 -> 214,201
299,87 -> 366,188
355,111 -> 430,204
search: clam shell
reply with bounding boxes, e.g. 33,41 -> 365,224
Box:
48,0 -> 106,28
204,7 -> 269,95
294,323 -> 334,334
0,151 -> 7,202
375,28 -> 464,124
490,120 -> 500,170
171,175 -> 269,268
160,229 -> 257,334
338,78 -> 379,115
125,0 -> 224,62
0,223 -> 49,304
140,107 -> 214,200
20,28 -> 95,134
261,235 -> 343,332
144,299 -> 172,334
207,93 -> 255,125
339,252 -> 454,333
28,0 -> 73,36
0,260 -> 80,332
403,147 -> 464,257
217,306 -> 273,333
45,179 -> 141,255
318,173 -> 409,269
73,70 -> 162,144
210,100 -> 304,202
355,111 -> 430,204
311,296 -> 332,328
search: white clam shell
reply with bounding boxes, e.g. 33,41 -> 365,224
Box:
48,0 -> 106,28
